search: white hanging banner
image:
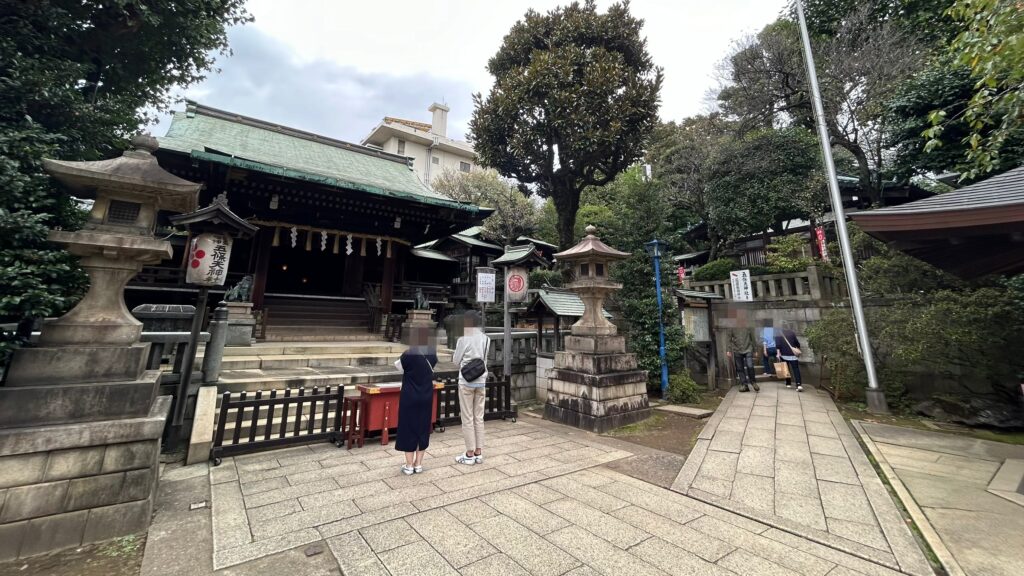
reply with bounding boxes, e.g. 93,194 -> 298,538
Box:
729,269 -> 754,302
476,269 -> 496,303
505,266 -> 529,303
186,233 -> 233,286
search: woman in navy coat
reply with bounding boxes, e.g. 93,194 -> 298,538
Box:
395,327 -> 438,475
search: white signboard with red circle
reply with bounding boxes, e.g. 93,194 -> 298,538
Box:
186,233 -> 233,286
505,266 -> 529,303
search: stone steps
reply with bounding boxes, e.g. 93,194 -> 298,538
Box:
211,353 -> 404,371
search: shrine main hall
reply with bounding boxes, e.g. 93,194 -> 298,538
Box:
134,101 -> 491,340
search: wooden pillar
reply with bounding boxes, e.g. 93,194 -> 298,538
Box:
381,250 -> 396,315
554,315 -> 561,351
251,227 -> 272,309
536,310 -> 544,353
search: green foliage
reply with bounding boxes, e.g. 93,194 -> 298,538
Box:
0,1 -> 250,366
765,234 -> 814,274
847,223 -> 963,296
925,0 -> 1024,179
432,168 -> 538,245
707,127 -> 825,242
691,259 -> 737,282
528,269 -> 563,289
470,0 -> 663,249
534,199 -> 560,247
798,0 -> 961,45
667,371 -> 702,404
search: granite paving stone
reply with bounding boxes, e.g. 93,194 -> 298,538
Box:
743,427 -> 777,448
747,415 -> 777,430
210,460 -> 239,485
751,406 -> 777,417
414,470 -> 547,511
776,424 -> 808,442
826,518 -> 890,552
775,459 -> 818,495
806,421 -> 840,439
737,446 -> 775,477
377,540 -> 460,576
802,411 -> 832,424
687,515 -> 835,576
774,492 -> 827,532
818,481 -> 877,525
777,412 -> 806,427
317,502 -> 418,539
717,549 -> 800,576
630,537 -> 737,576
354,482 -> 444,512
511,482 -> 564,505
808,436 -> 847,458
211,481 -> 251,550
699,450 -> 739,481
239,476 -> 289,496
709,430 -> 744,453
246,499 -> 302,524
716,417 -> 748,433
297,480 -> 389,510
761,529 -> 904,576
283,461 -> 368,486
326,531 -> 390,576
358,518 -> 421,553
775,439 -> 812,463
460,553 -> 531,576
812,453 -> 860,485
544,498 -> 649,549
613,505 -> 735,562
237,460 -> 322,484
437,468 -> 509,492
730,472 -> 775,514
407,508 -> 497,568
381,464 -> 464,489
470,515 -> 581,576
479,491 -> 570,535
596,480 -> 704,526
243,478 -> 338,509
250,498 -> 360,540
691,474 -> 733,498
212,528 -> 321,570
445,498 -> 502,524
540,475 -> 629,513
546,525 -> 666,576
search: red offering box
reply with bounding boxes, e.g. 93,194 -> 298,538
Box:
356,382 -> 444,445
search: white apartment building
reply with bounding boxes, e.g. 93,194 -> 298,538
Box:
361,103 -> 478,186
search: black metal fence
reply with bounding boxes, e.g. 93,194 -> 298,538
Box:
211,386 -> 346,464
210,378 -> 517,463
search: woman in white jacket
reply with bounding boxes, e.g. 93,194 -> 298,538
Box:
452,311 -> 489,465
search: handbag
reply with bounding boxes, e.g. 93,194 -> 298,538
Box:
783,332 -> 802,357
773,361 -> 791,379
459,338 -> 488,382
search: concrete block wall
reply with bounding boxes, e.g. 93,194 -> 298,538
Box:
0,438 -> 160,561
536,354 -> 554,402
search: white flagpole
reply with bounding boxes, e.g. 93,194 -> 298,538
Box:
794,0 -> 888,413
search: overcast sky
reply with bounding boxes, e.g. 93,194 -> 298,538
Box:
153,0 -> 787,143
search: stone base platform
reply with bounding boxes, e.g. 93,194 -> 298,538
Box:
0,395 -> 171,561
0,370 -> 161,428
543,401 -> 652,433
4,342 -> 150,386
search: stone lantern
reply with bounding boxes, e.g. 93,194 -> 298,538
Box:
0,136 -> 200,562
543,226 -> 651,432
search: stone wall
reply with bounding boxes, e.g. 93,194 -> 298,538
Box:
535,354 -> 554,402
0,396 -> 169,561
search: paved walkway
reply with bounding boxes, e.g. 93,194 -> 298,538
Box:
857,421 -> 1024,576
145,416 -> 926,575
672,382 -> 932,576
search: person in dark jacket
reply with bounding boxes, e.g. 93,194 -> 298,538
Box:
395,326 -> 438,474
775,324 -> 803,392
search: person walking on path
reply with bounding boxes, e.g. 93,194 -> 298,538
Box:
775,323 -> 803,391
452,311 -> 489,465
761,319 -> 777,377
394,326 -> 439,475
726,313 -> 759,393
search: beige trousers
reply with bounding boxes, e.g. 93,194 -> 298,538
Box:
458,385 -> 486,453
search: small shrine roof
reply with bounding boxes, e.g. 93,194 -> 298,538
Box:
411,248 -> 458,262
492,244 -> 549,266
553,226 -> 629,261
529,288 -> 612,318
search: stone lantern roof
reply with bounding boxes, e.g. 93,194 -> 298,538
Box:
553,225 -> 630,262
42,134 -> 200,214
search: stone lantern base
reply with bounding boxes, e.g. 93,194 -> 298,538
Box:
543,334 -> 651,433
224,301 -> 256,346
401,309 -> 436,344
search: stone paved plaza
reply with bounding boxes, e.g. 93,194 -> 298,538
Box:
143,410 -> 934,575
672,382 -> 931,576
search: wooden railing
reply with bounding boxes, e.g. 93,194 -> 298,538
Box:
683,265 -> 847,302
433,377 -> 517,431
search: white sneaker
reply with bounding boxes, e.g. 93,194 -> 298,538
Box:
797,385 -> 803,392
413,465 -> 424,474
454,454 -> 476,466
785,383 -> 792,388
474,455 -> 484,464
401,465 -> 415,475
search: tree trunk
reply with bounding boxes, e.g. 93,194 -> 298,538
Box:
552,186 -> 580,251
708,227 -> 721,260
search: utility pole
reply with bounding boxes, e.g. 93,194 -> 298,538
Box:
795,0 -> 888,413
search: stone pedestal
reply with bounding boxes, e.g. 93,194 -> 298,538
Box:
224,302 -> 255,346
401,309 -> 437,344
543,335 -> 651,433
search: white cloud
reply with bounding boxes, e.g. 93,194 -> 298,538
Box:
154,0 -> 786,139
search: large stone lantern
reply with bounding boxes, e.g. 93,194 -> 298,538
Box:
543,226 -> 651,432
0,136 -> 200,562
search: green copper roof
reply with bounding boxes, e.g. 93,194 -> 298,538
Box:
492,243 -> 548,266
451,234 -> 502,251
159,102 -> 480,213
531,289 -> 612,318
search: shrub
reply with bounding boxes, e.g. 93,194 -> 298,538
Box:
529,268 -> 563,289
764,234 -> 813,274
667,371 -> 703,404
692,258 -> 737,281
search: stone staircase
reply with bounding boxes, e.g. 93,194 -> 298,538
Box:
261,296 -> 374,341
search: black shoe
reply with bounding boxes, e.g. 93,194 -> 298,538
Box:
739,386 -> 750,392
752,382 -> 760,392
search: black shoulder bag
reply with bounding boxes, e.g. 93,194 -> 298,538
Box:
459,337 -> 488,382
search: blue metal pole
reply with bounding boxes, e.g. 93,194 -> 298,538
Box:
652,249 -> 670,396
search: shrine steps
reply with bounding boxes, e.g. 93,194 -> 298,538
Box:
260,327 -> 377,342
261,297 -> 372,341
